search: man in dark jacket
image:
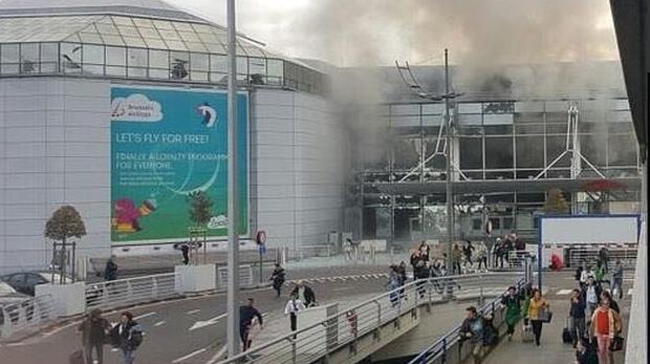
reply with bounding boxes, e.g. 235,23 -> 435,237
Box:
290,281 -> 316,307
459,306 -> 484,362
110,311 -> 142,364
104,256 -> 118,281
270,264 -> 286,297
78,308 -> 111,364
569,288 -> 586,348
239,298 -> 263,351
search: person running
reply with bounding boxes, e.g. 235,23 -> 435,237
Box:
589,297 -> 622,364
569,288 -> 587,348
611,260 -> 624,299
284,294 -> 305,338
269,264 -> 286,297
500,286 -> 521,341
527,288 -> 550,346
110,312 -> 143,364
239,298 -> 263,352
78,308 -> 111,364
459,306 -> 484,363
290,281 -> 316,307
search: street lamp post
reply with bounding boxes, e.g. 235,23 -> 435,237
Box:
226,0 -> 240,358
444,49 -> 455,273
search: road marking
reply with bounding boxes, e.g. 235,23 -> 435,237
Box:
172,348 -> 207,363
134,312 -> 157,320
111,348 -> 119,352
351,276 -> 359,281
186,309 -> 201,315
556,289 -> 573,295
206,344 -> 228,364
154,320 -> 166,327
5,342 -> 26,346
189,313 -> 228,331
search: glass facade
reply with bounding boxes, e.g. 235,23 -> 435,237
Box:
0,15 -> 327,94
359,99 -> 641,241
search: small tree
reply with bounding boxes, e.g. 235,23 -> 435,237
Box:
544,188 -> 569,214
187,191 -> 213,264
188,191 -> 214,227
44,205 -> 86,281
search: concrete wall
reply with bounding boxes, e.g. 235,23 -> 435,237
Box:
251,89 -> 345,249
0,78 -> 345,274
0,78 -> 112,273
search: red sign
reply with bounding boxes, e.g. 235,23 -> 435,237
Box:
256,230 -> 266,245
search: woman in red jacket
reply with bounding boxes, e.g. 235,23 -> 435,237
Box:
589,297 -> 622,364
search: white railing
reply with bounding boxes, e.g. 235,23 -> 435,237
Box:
568,248 -> 637,268
1,294 -> 58,340
218,272 -> 525,364
625,221 -> 646,364
216,265 -> 254,289
85,272 -> 179,311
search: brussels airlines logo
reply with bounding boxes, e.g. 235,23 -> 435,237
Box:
111,94 -> 163,122
197,103 -> 217,128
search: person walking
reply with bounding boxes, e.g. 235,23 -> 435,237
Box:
493,238 -> 503,268
180,243 -> 190,265
590,297 -> 622,364
463,240 -> 475,268
344,238 -> 353,261
110,312 -> 143,364
569,288 -> 587,348
611,260 -> 624,299
500,286 -> 521,341
583,277 -> 602,323
239,298 -> 263,352
290,281 -> 316,307
600,291 -> 620,314
284,294 -> 305,338
386,265 -> 402,307
459,306 -> 484,363
527,288 -> 550,346
580,265 -> 595,288
598,247 -> 610,273
476,244 -> 488,271
78,308 -> 111,364
451,244 -> 462,274
104,256 -> 118,281
269,264 -> 286,297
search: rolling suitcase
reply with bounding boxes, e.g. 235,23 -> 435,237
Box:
521,324 -> 534,343
562,318 -> 573,344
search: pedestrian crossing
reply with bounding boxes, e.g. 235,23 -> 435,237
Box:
288,273 -> 389,285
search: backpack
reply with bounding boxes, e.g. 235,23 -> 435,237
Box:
129,329 -> 144,349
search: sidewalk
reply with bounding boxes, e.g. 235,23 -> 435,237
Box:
483,295 -> 630,364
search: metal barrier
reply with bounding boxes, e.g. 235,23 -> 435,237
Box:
218,272 -> 524,364
1,294 -> 58,340
85,273 -> 179,311
408,278 -> 527,364
567,248 -> 637,268
217,264 -> 254,289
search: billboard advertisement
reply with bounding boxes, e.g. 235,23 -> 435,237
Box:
110,86 -> 248,244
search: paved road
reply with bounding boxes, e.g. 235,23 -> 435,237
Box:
0,271 -> 389,364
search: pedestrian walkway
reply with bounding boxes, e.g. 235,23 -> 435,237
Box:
482,291 -> 631,364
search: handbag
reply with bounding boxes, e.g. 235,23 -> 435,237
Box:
521,324 -> 534,343
610,336 -> 624,352
539,308 -> 553,323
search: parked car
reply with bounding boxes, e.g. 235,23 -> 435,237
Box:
0,271 -> 74,296
0,282 -> 31,327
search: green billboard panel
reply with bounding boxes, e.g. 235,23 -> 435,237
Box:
110,86 -> 248,244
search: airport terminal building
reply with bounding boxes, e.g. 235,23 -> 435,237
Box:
0,0 -> 642,272
0,0 -> 346,272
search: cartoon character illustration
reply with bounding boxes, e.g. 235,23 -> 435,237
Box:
197,103 -> 217,128
112,198 -> 157,233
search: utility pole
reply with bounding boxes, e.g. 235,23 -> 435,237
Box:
226,0 -> 240,358
444,49 -> 454,273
